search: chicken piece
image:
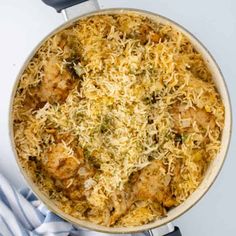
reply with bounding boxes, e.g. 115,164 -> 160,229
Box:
109,190 -> 132,225
132,160 -> 176,208
139,24 -> 162,44
54,132 -> 75,145
43,143 -> 79,180
63,148 -> 95,200
23,91 -> 46,111
52,33 -> 77,59
65,172 -> 95,201
171,104 -> 215,132
54,163 -> 95,201
150,32 -> 161,43
39,56 -> 75,104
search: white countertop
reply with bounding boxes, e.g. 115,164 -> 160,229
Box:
0,0 -> 236,235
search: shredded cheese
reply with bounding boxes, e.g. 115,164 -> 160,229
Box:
13,13 -> 224,226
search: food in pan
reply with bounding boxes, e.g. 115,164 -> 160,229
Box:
13,13 -> 224,226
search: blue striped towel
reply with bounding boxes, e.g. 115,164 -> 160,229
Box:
0,174 -> 146,236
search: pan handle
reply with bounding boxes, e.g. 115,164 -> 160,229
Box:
159,226 -> 182,236
42,0 -> 100,20
145,226 -> 182,236
42,0 -> 89,12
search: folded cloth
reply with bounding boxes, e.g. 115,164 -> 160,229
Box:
0,174 -> 144,236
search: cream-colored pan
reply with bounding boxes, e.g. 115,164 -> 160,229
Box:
9,1 -> 232,235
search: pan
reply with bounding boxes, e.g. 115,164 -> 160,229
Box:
9,0 -> 232,235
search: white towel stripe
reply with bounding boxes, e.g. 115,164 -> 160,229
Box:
34,221 -> 73,234
0,216 -> 14,236
0,175 -> 43,229
0,201 -> 26,236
